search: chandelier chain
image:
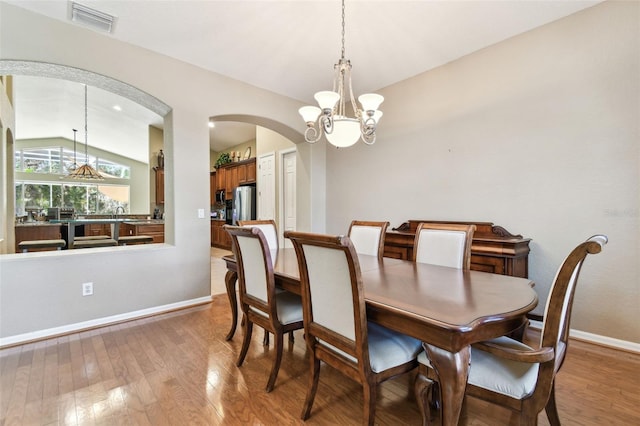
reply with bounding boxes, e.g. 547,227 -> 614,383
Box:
84,84 -> 89,163
341,0 -> 346,60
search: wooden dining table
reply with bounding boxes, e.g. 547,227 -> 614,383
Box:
223,248 -> 537,426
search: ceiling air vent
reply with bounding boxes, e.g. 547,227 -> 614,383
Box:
69,2 -> 116,33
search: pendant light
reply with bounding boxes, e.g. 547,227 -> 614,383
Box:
68,84 -> 104,180
299,0 -> 383,147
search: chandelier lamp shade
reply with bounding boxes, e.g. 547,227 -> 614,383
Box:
298,0 -> 383,148
68,84 -> 104,180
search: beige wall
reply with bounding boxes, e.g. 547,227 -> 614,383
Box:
0,3 -> 312,343
326,1 -> 639,343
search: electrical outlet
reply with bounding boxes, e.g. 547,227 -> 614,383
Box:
197,208 -> 205,219
82,282 -> 93,296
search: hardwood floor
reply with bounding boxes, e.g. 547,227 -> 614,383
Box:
1,255 -> 639,425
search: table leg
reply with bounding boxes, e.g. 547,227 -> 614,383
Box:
424,343 -> 471,426
224,270 -> 238,341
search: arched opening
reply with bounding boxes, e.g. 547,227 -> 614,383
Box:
0,60 -> 171,253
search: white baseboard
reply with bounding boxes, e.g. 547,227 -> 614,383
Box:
0,296 -> 213,348
528,320 -> 640,353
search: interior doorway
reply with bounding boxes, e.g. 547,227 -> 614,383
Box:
280,148 -> 296,248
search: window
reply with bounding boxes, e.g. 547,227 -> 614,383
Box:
15,181 -> 130,216
14,146 -> 131,216
15,147 -> 130,178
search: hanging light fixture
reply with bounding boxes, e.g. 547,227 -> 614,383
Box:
68,84 -> 104,180
299,0 -> 383,148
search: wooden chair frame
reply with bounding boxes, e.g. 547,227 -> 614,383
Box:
225,225 -> 303,392
286,231 -> 418,426
414,235 -> 607,426
237,219 -> 279,250
347,220 -> 390,260
413,222 -> 476,270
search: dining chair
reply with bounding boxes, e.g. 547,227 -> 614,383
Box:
347,220 -> 390,260
237,219 -> 290,345
285,231 -> 423,426
413,222 -> 476,269
224,225 -> 304,392
414,234 -> 608,426
237,219 -> 278,252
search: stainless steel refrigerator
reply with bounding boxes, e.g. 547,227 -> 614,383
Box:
232,185 -> 256,225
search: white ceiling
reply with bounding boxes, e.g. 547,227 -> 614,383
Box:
7,0 -> 602,157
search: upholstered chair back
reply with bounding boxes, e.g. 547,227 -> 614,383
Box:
413,223 -> 476,269
347,220 -> 389,260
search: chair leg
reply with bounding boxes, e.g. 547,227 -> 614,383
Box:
265,331 -> 284,393
288,330 -> 294,343
545,383 -> 561,426
415,373 -> 438,426
362,380 -> 377,426
301,356 -> 321,420
263,330 -> 270,346
236,316 -> 253,367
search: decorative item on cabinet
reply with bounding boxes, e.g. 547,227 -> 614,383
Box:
214,152 -> 231,169
157,149 -> 164,169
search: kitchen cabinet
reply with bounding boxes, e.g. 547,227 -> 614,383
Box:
225,166 -> 237,197
84,223 -> 112,237
211,219 -> 231,249
154,167 -> 165,205
121,221 -> 165,244
210,172 -> 216,204
14,223 -> 62,253
216,167 -> 226,194
215,158 -> 256,200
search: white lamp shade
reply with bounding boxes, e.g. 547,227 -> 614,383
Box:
299,106 -> 321,123
314,91 -> 340,110
358,93 -> 384,111
372,110 -> 383,123
326,117 -> 360,148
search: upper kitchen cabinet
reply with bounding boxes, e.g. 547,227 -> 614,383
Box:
216,158 -> 256,200
154,167 -> 164,205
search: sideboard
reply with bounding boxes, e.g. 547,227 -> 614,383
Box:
383,220 -> 531,278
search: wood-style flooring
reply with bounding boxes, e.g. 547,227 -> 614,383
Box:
1,251 -> 639,425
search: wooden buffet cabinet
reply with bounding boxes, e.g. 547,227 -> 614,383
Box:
384,220 -> 531,278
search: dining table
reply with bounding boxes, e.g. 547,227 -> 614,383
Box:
223,248 -> 537,426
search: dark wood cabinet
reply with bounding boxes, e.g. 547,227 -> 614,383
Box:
84,223 -> 112,237
383,220 -> 531,278
215,158 -> 256,201
121,222 -> 164,244
211,219 -> 231,249
154,168 -> 164,205
14,224 -> 62,253
210,172 -> 216,204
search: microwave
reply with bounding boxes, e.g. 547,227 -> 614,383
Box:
215,190 -> 225,204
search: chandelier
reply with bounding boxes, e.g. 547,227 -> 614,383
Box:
68,84 -> 104,180
299,0 -> 383,148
